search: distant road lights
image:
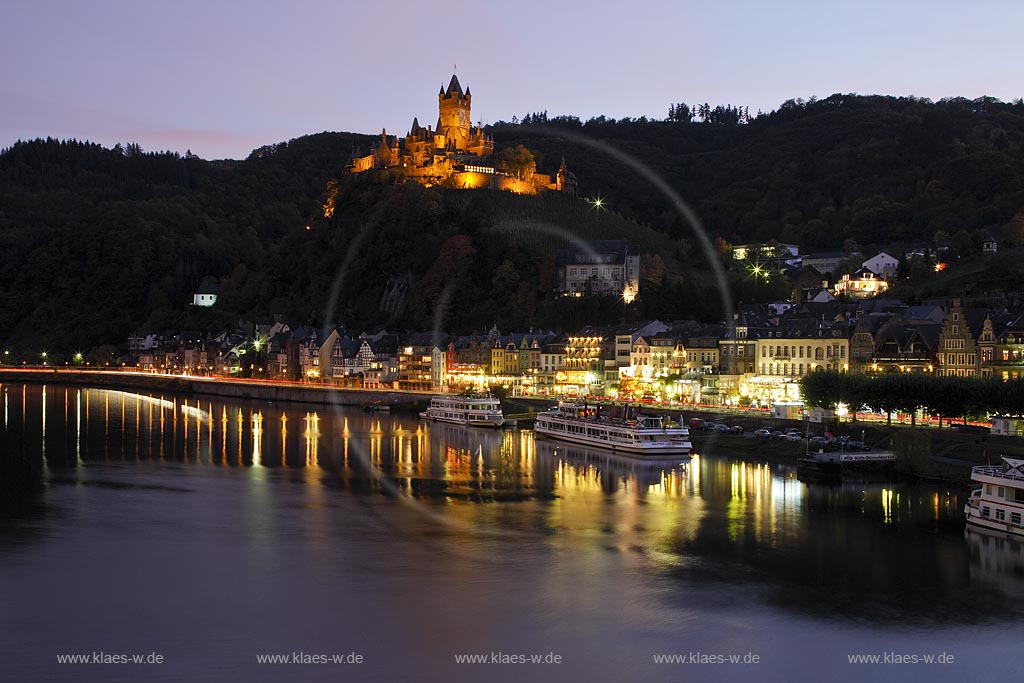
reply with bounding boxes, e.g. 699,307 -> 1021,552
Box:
40,351 -> 48,365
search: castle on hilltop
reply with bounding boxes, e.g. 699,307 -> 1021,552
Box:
346,74 -> 576,196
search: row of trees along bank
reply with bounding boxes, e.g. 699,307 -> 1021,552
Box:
800,371 -> 1024,426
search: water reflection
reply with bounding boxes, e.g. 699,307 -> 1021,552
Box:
0,382 -> 1022,624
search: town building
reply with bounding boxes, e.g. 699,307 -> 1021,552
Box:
556,240 -> 640,301
862,252 -> 900,280
834,267 -> 889,299
192,281 -> 218,307
936,299 -> 985,377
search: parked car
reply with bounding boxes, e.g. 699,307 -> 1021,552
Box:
844,440 -> 870,451
703,422 -> 719,431
689,418 -> 706,431
809,436 -> 829,448
715,424 -> 731,433
783,432 -> 802,442
770,430 -> 789,440
728,425 -> 744,435
753,428 -> 772,438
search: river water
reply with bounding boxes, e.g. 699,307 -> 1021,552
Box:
0,383 -> 1021,682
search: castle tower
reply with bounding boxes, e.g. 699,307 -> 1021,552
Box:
556,157 -> 578,196
438,74 -> 471,151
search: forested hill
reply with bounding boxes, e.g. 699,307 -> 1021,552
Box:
1,94 -> 1023,352
493,94 -> 1024,247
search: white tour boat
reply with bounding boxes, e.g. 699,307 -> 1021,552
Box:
964,457 -> 1024,537
534,402 -> 691,458
420,395 -> 505,428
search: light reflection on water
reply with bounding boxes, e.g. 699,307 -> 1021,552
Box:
1,383 -> 1022,681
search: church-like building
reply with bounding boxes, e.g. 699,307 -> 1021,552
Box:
346,74 -> 577,195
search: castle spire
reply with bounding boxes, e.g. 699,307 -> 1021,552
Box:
445,74 -> 463,98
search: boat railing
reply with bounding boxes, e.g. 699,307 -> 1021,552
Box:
972,465 -> 1024,481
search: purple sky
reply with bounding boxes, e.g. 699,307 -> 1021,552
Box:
2,0 -> 1022,160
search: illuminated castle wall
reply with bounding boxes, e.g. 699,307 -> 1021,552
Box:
346,75 -> 576,196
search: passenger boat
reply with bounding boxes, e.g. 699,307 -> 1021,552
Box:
533,402 -> 691,458
964,457 -> 1024,537
419,395 -> 504,428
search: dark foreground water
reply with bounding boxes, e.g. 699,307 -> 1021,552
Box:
1,384 -> 1022,682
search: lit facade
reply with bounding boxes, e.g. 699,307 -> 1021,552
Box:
833,267 -> 889,299
346,74 -> 576,196
556,240 -> 640,299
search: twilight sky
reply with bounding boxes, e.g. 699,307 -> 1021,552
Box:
2,0 -> 1022,160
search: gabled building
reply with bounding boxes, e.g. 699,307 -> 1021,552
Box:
981,315 -> 1024,380
870,318 -> 941,373
862,252 -> 900,280
936,298 -> 986,377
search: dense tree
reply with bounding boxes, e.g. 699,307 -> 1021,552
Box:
493,144 -> 537,179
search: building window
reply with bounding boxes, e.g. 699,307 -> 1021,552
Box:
996,509 -> 1006,522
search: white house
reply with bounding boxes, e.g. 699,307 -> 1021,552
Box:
808,288 -> 835,303
862,252 -> 900,280
192,284 -> 218,307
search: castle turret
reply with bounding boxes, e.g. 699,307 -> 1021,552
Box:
556,157 -> 578,195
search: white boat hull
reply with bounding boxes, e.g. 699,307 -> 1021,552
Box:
419,412 -> 504,428
534,424 -> 692,457
965,507 -> 1024,537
